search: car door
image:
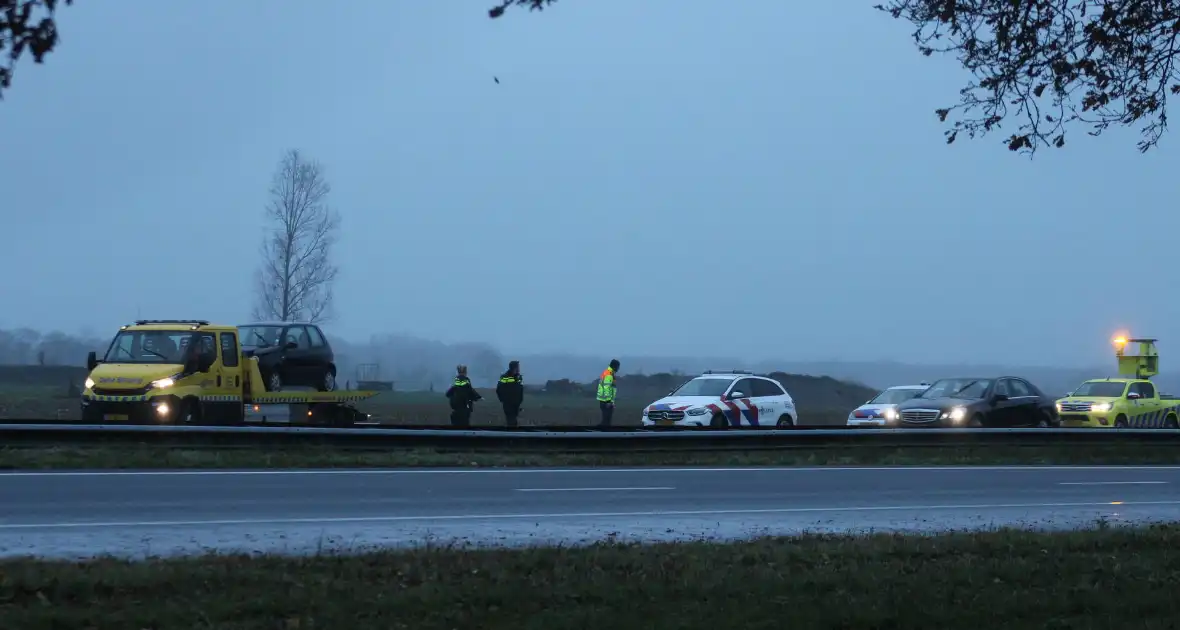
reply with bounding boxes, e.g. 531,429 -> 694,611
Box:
280,325 -> 312,386
1004,378 -> 1040,426
302,325 -> 331,386
750,378 -> 785,424
988,379 -> 1017,426
726,378 -> 759,426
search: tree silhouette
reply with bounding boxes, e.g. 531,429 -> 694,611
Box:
877,0 -> 1180,155
487,0 -> 557,19
1,0 -> 71,99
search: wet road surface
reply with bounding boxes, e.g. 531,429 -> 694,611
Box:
2,465 -> 1179,559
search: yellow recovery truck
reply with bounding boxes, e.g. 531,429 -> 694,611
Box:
80,320 -> 378,425
1056,335 -> 1180,429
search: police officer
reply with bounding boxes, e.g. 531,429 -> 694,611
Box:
445,364 -> 481,427
496,360 -> 524,428
596,359 -> 620,428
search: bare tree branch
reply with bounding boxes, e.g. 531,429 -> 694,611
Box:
252,149 -> 340,324
0,0 -> 71,100
487,0 -> 557,19
876,0 -> 1180,155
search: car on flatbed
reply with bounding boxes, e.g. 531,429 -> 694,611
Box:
238,321 -> 338,392
81,319 -> 373,425
640,370 -> 798,428
846,383 -> 930,427
892,376 -> 1059,428
1056,336 -> 1180,429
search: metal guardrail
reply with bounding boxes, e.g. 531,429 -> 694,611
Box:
2,422 -> 1180,451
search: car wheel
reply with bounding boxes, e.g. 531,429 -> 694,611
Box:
710,413 -> 727,429
267,371 -> 283,392
1036,410 -> 1053,428
968,414 -> 985,428
179,397 -> 200,424
1114,414 -> 1129,428
319,368 -> 336,392
1166,414 -> 1178,430
776,414 -> 794,429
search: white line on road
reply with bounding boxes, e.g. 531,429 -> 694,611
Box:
515,487 -> 675,492
5,465 -> 1180,478
1,499 -> 1177,530
1058,481 -> 1168,486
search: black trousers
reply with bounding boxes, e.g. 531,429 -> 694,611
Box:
502,403 -> 520,427
450,406 -> 472,427
599,401 -> 614,427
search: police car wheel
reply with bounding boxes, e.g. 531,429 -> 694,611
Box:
710,413 -> 727,429
775,415 -> 794,429
1114,414 -> 1129,428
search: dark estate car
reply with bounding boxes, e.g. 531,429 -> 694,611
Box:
238,321 -> 337,392
893,376 -> 1059,428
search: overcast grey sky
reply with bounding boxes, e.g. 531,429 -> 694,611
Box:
1,0 -> 1176,367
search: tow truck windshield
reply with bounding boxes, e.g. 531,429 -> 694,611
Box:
103,330 -> 203,364
1071,381 -> 1129,397
670,377 -> 733,397
919,378 -> 993,399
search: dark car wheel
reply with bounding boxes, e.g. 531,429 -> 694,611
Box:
968,413 -> 985,428
267,370 -> 283,392
319,368 -> 336,392
1036,410 -> 1054,428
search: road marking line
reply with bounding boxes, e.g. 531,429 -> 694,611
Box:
1058,481 -> 1168,485
4,465 -> 1180,478
1,499 -> 1175,530
514,487 -> 675,492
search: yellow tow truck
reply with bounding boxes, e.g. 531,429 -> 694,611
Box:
1055,335 -> 1180,429
80,320 -> 378,425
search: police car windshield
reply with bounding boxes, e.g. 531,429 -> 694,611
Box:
1072,381 -> 1128,397
240,325 -> 284,348
919,378 -> 992,399
670,377 -> 733,397
869,388 -> 924,404
102,330 -> 192,364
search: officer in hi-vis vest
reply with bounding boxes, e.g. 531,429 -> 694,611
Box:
445,365 -> 482,427
496,360 -> 524,427
596,359 -> 620,428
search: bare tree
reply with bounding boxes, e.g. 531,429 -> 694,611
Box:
0,0 -> 71,100
252,149 -> 340,323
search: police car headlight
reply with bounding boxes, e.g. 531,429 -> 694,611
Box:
149,375 -> 179,390
1092,402 -> 1113,413
84,378 -> 95,390
686,407 -> 708,416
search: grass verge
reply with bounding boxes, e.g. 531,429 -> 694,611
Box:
3,525 -> 1180,629
2,443 -> 1180,469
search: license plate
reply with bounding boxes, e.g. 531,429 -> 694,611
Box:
103,414 -> 129,421
656,419 -> 675,426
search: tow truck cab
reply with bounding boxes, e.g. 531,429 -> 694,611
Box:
1056,336 -> 1180,429
81,320 -> 374,425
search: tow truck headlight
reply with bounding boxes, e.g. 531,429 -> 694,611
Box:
686,407 -> 708,416
84,377 -> 94,390
149,375 -> 179,390
946,407 -> 966,422
1091,402 -> 1113,413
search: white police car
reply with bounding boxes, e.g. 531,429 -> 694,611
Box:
846,383 -> 931,427
641,370 -> 798,428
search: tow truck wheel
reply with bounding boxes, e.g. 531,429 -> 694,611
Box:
775,414 -> 794,429
1166,414 -> 1179,430
1114,414 -> 1129,428
178,398 -> 200,424
710,413 -> 727,429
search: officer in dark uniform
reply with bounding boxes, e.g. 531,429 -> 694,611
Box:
496,360 -> 524,427
445,364 -> 481,427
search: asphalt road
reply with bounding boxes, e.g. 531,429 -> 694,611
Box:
2,465 -> 1180,559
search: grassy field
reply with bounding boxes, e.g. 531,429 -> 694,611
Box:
3,442 -> 1180,470
0,385 -> 853,426
4,525 -> 1180,629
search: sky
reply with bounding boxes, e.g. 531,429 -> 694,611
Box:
0,0 -> 1176,368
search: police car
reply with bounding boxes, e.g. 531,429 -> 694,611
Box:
846,383 -> 931,427
641,370 -> 798,428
